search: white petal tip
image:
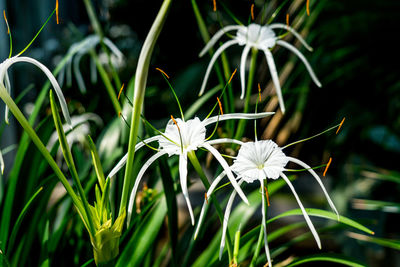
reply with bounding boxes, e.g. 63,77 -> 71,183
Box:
316,81 -> 322,88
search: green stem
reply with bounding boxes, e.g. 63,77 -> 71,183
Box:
119,0 -> 172,217
187,151 -> 233,262
234,48 -> 258,141
90,49 -> 122,115
82,0 -> 104,38
249,224 -> 264,267
0,84 -> 86,226
233,227 -> 241,265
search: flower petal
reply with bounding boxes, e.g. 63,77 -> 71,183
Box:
194,171 -> 227,239
202,143 -> 249,205
107,135 -> 161,178
127,150 -> 168,226
261,181 -> 272,267
199,39 -> 239,96
179,151 -> 195,225
73,53 -> 87,93
199,25 -> 244,57
269,23 -> 313,52
286,157 -> 339,219
280,172 -> 321,248
0,148 -> 4,175
4,71 -> 11,124
239,45 -> 251,99
203,112 -> 274,126
263,49 -> 285,114
206,138 -> 243,146
276,40 -> 322,87
103,37 -> 124,63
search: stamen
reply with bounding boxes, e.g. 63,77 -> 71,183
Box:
3,10 -> 9,34
323,157 -> 332,177
117,83 -> 125,100
228,68 -> 237,84
171,115 -> 180,131
213,0 -> 217,12
217,97 -> 223,115
336,117 -> 345,134
286,13 -> 290,28
306,0 -> 310,16
205,192 -> 208,204
258,83 -> 262,102
155,67 -> 170,79
264,186 -> 270,206
56,0 -> 59,24
118,111 -> 121,117
251,4 -> 255,21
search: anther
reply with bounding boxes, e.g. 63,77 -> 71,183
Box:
217,97 -> 223,115
213,0 -> 217,12
228,68 -> 237,84
156,67 -> 170,79
3,10 -> 9,34
205,192 -> 208,204
286,13 -> 290,28
336,117 -> 345,134
118,83 -> 125,100
306,0 -> 310,16
323,157 -> 332,177
251,4 -> 255,21
264,186 -> 270,206
56,0 -> 59,24
258,83 -> 262,102
171,115 -> 180,131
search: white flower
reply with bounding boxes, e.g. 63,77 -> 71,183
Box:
58,35 -> 124,93
0,56 -> 71,125
107,112 -> 274,225
199,23 -> 321,113
196,140 -> 339,266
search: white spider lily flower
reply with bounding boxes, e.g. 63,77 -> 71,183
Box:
196,140 -> 339,266
107,112 -> 274,225
58,35 -> 124,93
199,23 -> 321,113
47,113 -> 102,162
0,55 -> 71,125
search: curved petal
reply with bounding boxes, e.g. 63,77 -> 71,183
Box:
199,25 -> 244,57
203,112 -> 274,126
179,151 -> 195,225
219,179 -> 244,259
0,148 -> 4,175
104,38 -> 124,62
66,57 -> 73,87
4,71 -> 11,124
127,150 -> 168,226
90,58 -> 97,83
11,57 -> 72,126
194,171 -> 227,239
280,172 -> 321,249
239,45 -> 251,99
199,39 -> 239,96
73,53 -> 87,93
201,143 -> 249,205
261,181 -> 272,267
206,138 -> 243,146
286,157 -> 339,219
263,49 -> 285,114
106,135 -> 161,178
276,40 -> 322,87
269,23 -> 313,51
57,64 -> 66,88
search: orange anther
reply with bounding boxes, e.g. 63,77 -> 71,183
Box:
155,67 -> 170,79
118,111 -> 121,117
251,4 -> 255,21
205,192 -> 208,204
336,117 -> 345,134
56,0 -> 59,24
3,10 -> 9,34
217,97 -> 223,115
286,13 -> 290,28
171,115 -> 180,131
117,83 -> 124,100
228,68 -> 237,84
306,0 -> 310,16
258,83 -> 262,102
264,186 -> 270,206
323,157 -> 332,177
213,0 -> 217,12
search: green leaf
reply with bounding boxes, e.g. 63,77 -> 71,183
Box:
286,253 -> 366,267
88,135 -> 106,192
347,232 -> 400,250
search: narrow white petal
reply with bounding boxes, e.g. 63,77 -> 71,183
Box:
66,58 -> 72,87
280,172 -> 321,249
103,38 -> 124,62
106,135 -> 161,178
203,112 -> 274,126
4,71 -> 11,124
287,157 -> 339,220
219,180 -> 244,259
276,40 -> 322,87
73,54 -> 87,93
269,23 -> 313,52
202,143 -> 249,205
261,181 -> 272,267
199,39 -> 239,96
90,58 -> 97,83
0,149 -> 4,175
127,151 -> 168,226
194,171 -> 227,239
199,25 -> 244,57
179,152 -> 195,225
263,49 -> 285,114
12,57 -> 72,126
57,65 -> 66,88
206,138 -> 243,146
239,45 -> 251,99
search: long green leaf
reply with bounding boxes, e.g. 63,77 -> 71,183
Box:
286,253 -> 366,267
347,232 -> 400,250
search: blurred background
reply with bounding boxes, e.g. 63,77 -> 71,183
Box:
1,0 -> 399,266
